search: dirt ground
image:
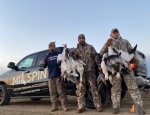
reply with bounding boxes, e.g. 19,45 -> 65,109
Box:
0,91 -> 150,115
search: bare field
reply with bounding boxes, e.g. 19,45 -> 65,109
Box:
0,91 -> 150,115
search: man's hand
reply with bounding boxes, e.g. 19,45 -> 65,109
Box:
63,44 -> 67,48
64,44 -> 67,48
70,48 -> 77,59
134,61 -> 140,70
40,60 -> 45,65
98,66 -> 102,71
106,39 -> 113,46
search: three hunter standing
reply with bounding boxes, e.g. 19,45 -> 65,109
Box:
40,28 -> 144,115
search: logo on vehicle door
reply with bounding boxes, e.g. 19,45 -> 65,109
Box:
12,69 -> 47,85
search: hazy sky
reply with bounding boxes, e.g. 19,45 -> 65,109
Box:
0,0 -> 150,73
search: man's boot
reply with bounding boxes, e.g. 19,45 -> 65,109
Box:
62,106 -> 69,112
77,108 -> 85,113
96,106 -> 103,112
51,107 -> 58,112
61,101 -> 69,111
77,101 -> 85,113
143,109 -> 146,114
51,102 -> 58,112
113,108 -> 120,114
96,102 -> 103,112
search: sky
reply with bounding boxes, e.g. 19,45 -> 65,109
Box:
0,0 -> 150,74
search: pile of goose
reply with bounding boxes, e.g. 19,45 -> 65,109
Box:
57,44 -> 86,84
101,44 -> 137,82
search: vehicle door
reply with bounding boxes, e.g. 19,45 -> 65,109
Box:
28,48 -> 64,96
8,53 -> 37,96
28,50 -> 49,96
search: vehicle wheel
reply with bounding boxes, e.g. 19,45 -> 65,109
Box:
30,98 -> 41,101
0,84 -> 10,105
85,82 -> 111,109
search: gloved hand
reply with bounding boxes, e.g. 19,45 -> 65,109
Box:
70,48 -> 79,60
69,48 -> 75,56
106,38 -> 113,46
98,66 -> 102,71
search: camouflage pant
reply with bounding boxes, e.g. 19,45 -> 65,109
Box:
48,76 -> 68,108
110,69 -> 143,108
76,72 -> 102,109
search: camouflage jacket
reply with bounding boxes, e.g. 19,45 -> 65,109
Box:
100,37 -> 139,64
70,42 -> 101,72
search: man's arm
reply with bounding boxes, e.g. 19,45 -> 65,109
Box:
91,46 -> 101,67
42,52 -> 49,68
100,38 -> 112,55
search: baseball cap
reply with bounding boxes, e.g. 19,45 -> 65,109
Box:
111,28 -> 119,33
49,42 -> 56,47
78,34 -> 85,39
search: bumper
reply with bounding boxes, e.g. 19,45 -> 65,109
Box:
135,76 -> 150,87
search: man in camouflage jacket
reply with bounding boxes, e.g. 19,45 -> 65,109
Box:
100,28 -> 144,115
70,34 -> 102,113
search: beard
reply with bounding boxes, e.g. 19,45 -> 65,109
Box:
114,35 -> 120,39
79,41 -> 85,45
50,49 -> 55,52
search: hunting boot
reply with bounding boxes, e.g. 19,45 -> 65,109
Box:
96,106 -> 103,112
77,100 -> 85,113
134,103 -> 145,115
62,106 -> 69,112
113,108 -> 120,114
61,101 -> 69,112
51,107 -> 58,112
96,98 -> 103,112
77,108 -> 85,113
51,102 -> 58,112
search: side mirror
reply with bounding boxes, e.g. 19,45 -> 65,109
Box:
7,62 -> 18,70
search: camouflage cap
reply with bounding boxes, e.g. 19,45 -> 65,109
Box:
49,41 -> 56,47
78,34 -> 85,40
111,28 -> 119,33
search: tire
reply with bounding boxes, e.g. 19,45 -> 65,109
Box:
30,98 -> 41,101
0,84 -> 10,105
85,82 -> 111,109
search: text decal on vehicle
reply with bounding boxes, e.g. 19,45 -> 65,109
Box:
12,69 -> 47,85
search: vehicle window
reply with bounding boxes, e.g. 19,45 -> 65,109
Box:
36,51 -> 48,65
18,54 -> 36,69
